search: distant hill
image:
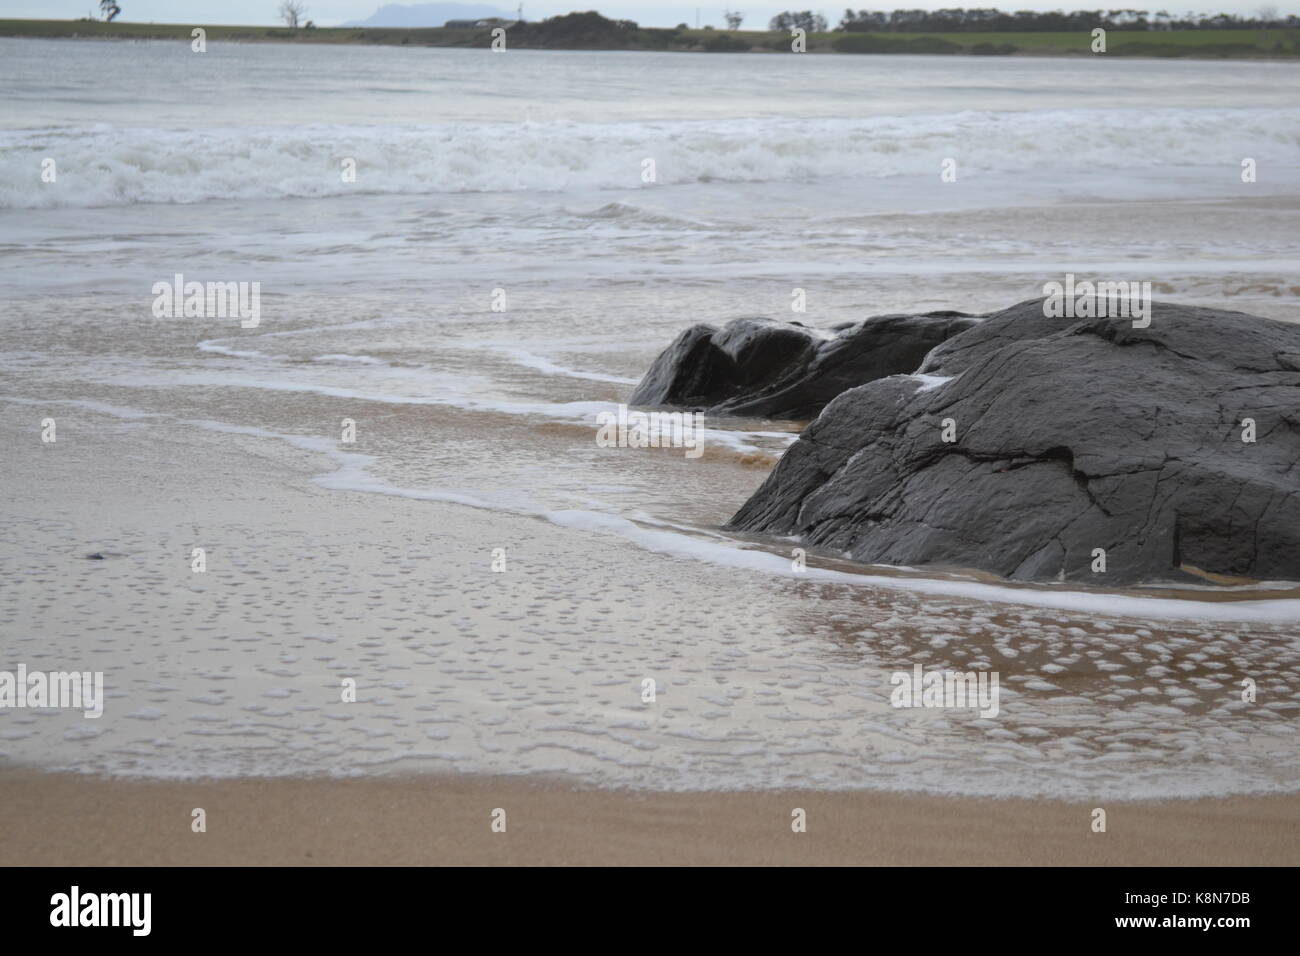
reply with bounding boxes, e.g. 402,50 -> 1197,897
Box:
343,3 -> 513,27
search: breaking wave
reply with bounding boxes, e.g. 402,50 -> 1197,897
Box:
6,107 -> 1299,208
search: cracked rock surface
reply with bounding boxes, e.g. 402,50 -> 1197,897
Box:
628,311 -> 979,419
726,298 -> 1300,586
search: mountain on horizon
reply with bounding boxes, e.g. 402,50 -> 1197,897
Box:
343,3 -> 515,27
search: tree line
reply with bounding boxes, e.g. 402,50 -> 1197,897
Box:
769,9 -> 1300,32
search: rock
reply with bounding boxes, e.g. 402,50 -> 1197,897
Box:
629,311 -> 980,420
726,298 -> 1300,586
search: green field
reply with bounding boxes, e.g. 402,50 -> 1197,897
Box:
687,26 -> 1300,57
2,18 -> 1298,58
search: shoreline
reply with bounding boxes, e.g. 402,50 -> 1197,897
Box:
3,769 -> 1298,865
2,284 -> 1299,797
1,20 -> 1298,61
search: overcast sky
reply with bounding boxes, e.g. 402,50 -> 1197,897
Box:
8,0 -> 1291,30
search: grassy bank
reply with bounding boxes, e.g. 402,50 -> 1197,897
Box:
2,18 -> 1299,58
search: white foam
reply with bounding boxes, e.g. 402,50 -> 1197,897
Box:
9,393 -> 1299,623
313,353 -> 388,365
540,510 -> 1300,623
7,107 -> 1299,208
196,340 -> 278,361
99,365 -> 794,457
495,346 -> 639,385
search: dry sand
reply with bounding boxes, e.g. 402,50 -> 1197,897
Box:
2,769 -> 1297,866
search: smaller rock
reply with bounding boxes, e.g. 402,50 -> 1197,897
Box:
629,311 -> 981,419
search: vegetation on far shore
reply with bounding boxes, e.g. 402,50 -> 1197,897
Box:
2,11 -> 1300,59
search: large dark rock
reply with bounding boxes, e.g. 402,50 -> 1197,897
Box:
726,298 -> 1300,586
629,311 -> 980,420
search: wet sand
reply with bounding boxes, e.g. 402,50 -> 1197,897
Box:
1,299 -> 1298,796
2,769 -> 1297,866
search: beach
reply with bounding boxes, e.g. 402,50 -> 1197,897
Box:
5,770 -> 1298,865
1,36 -> 1299,867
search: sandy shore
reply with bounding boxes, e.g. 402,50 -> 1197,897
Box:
2,769 -> 1296,866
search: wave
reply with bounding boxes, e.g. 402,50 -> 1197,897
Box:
571,201 -> 727,231
7,107 -> 1299,208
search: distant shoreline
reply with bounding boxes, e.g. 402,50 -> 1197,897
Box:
3,18 -> 1299,60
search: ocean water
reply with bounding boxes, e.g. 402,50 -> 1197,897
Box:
1,37 -> 1299,796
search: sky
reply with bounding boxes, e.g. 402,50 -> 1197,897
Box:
3,0 -> 1291,30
